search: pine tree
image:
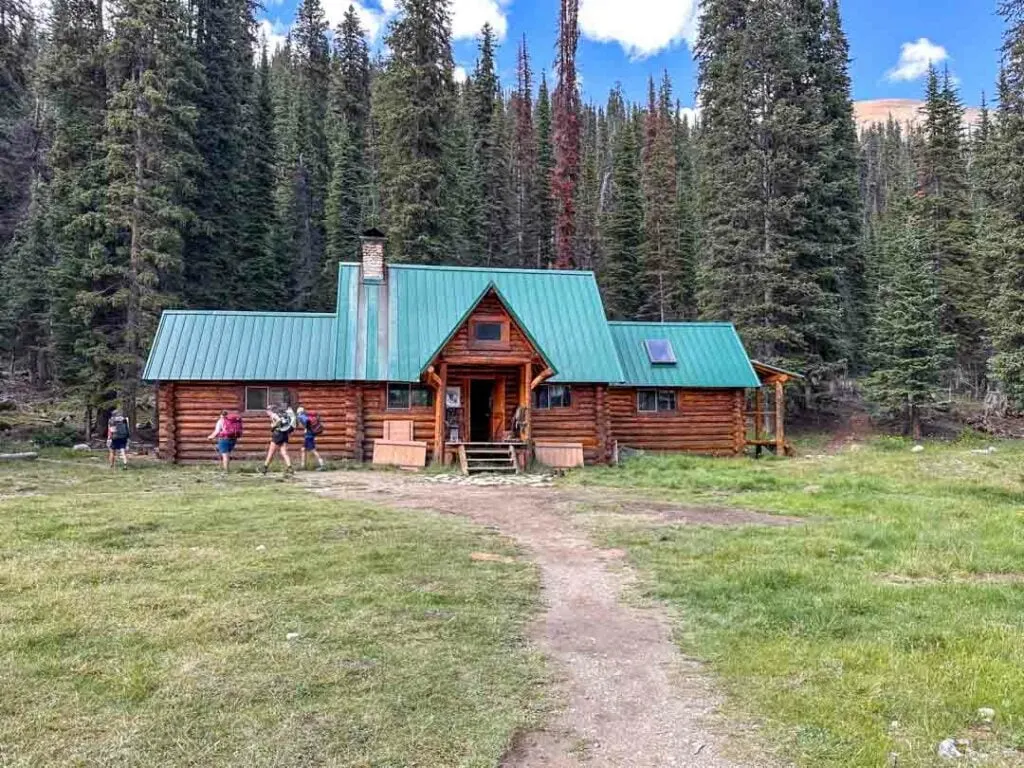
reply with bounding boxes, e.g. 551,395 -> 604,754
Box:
0,0 -> 36,252
576,105 -> 601,272
989,0 -> 1024,408
44,0 -> 109,395
375,0 -> 455,263
510,36 -> 538,268
697,0 -> 841,373
184,0 -> 257,308
236,44 -> 281,309
535,72 -> 554,267
817,0 -> 865,368
323,7 -> 371,297
289,0 -> 331,307
603,113 -> 643,319
552,0 -> 580,268
863,197 -> 949,438
94,0 -> 200,422
674,108 -> 698,319
639,74 -> 680,321
1,175 -> 52,383
470,23 -> 511,265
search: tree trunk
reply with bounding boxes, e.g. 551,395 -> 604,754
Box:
910,402 -> 922,441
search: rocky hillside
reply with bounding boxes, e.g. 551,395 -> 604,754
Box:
854,98 -> 982,131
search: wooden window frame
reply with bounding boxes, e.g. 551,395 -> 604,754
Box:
387,383 -> 434,410
244,385 -> 293,414
637,389 -> 676,414
534,384 -> 572,410
469,315 -> 510,350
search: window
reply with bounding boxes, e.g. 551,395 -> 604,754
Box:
638,389 -> 676,413
245,386 -> 292,412
534,384 -> 571,409
387,383 -> 434,409
473,321 -> 503,341
644,339 -> 677,365
469,316 -> 509,348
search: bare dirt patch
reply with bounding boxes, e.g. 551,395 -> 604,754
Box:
305,471 -> 782,767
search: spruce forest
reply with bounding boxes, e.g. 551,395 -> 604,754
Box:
3,0 -> 1024,436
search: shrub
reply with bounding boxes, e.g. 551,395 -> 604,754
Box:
30,424 -> 80,448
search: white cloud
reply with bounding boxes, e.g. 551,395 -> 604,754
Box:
453,65 -> 469,84
579,0 -> 699,58
257,19 -> 289,55
450,0 -> 508,41
321,0 -> 389,39
886,37 -> 949,82
678,105 -> 701,125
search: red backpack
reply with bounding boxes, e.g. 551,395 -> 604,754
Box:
221,412 -> 244,439
305,411 -> 324,435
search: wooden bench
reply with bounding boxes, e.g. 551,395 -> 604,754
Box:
372,420 -> 427,468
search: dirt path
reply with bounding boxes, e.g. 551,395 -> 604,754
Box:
305,472 -> 784,767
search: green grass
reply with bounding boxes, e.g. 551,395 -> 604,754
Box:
570,438 -> 1024,767
0,458 -> 543,767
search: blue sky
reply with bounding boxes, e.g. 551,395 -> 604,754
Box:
259,0 -> 1005,109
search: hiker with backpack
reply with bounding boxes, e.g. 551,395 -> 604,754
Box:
208,409 -> 243,472
106,409 -> 130,470
296,406 -> 326,471
259,401 -> 296,475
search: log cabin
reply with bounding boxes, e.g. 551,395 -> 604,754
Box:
143,231 -> 786,469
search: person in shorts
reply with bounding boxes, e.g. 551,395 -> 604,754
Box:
106,409 -> 130,470
207,410 -> 240,472
259,402 -> 295,475
296,406 -> 326,471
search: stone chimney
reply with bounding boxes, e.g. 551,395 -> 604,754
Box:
360,228 -> 386,282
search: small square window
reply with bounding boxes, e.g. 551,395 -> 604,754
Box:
245,386 -> 268,411
474,321 -> 503,341
388,383 -> 434,410
637,390 -> 657,412
387,384 -> 411,409
657,390 -> 676,412
534,384 -> 571,409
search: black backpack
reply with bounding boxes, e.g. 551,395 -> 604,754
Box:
110,414 -> 129,440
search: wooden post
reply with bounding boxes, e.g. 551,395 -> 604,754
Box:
354,387 -> 365,462
427,364 -> 446,464
774,380 -> 785,455
754,387 -> 763,442
596,384 -> 610,463
520,361 -> 531,441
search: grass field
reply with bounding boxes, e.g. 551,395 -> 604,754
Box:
571,437 -> 1024,767
0,458 -> 543,767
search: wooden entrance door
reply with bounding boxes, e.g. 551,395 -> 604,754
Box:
490,376 -> 505,440
469,379 -> 493,442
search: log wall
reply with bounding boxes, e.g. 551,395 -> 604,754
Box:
608,388 -> 745,456
157,381 -> 747,463
532,384 -> 602,462
160,382 -> 358,463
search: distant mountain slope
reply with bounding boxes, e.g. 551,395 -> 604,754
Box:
853,98 -> 982,130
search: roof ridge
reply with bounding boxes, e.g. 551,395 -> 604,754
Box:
162,310 -> 336,318
607,320 -> 736,327
387,263 -> 596,277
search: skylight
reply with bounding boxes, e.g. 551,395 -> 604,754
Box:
644,338 -> 677,365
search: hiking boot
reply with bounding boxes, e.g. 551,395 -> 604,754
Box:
284,466 -> 295,476
316,464 -> 327,472
258,465 -> 268,476
121,463 -> 128,471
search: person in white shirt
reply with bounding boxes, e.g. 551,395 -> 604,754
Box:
259,402 -> 295,475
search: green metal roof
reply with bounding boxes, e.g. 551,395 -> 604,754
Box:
142,311 -> 336,381
144,264 -> 758,389
334,263 -> 623,383
608,322 -> 760,388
